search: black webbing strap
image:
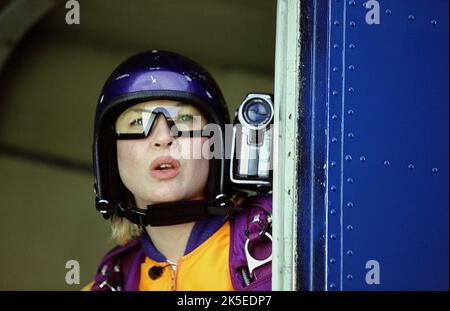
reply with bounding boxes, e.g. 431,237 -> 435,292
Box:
116,196 -> 244,227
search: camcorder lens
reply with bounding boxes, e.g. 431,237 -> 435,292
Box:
243,99 -> 271,126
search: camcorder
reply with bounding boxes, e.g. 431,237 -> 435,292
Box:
230,93 -> 274,192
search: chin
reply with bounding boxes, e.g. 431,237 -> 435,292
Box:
146,186 -> 187,203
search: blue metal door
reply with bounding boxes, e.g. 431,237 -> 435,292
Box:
298,0 -> 448,290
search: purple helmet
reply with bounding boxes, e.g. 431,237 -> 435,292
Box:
93,50 -> 233,225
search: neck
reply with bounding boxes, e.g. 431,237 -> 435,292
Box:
145,222 -> 195,263
136,193 -> 205,263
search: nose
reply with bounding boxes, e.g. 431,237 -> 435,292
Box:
149,114 -> 175,148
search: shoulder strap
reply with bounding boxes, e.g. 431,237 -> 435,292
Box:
229,194 -> 272,291
91,239 -> 144,291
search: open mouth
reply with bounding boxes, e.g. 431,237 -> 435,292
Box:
150,156 -> 181,180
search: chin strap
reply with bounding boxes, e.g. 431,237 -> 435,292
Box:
96,194 -> 244,226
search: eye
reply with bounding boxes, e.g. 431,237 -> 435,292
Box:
129,118 -> 143,126
178,114 -> 194,122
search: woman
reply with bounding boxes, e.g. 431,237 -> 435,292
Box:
84,50 -> 272,291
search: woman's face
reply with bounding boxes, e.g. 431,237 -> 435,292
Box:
116,100 -> 210,208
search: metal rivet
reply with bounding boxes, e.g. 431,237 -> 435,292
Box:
408,14 -> 415,21
348,132 -> 355,139
408,163 -> 415,170
330,209 -> 337,215
349,65 -> 355,71
348,87 -> 355,93
334,20 -> 340,26
329,283 -> 336,289
331,161 -> 337,167
331,185 -> 337,192
330,258 -> 337,264
288,189 -> 291,195
386,9 -> 392,15
347,250 -> 354,256
330,234 -> 337,240
347,274 -> 354,280
349,21 -> 356,27
347,225 -> 354,231
333,90 -> 339,96
349,43 -> 356,49
332,114 -> 338,120
349,0 -> 356,7
288,152 -> 291,157
333,43 -> 340,50
384,160 -> 391,166
333,66 -> 339,72
345,155 -> 353,162
431,20 -> 438,26
347,177 -> 354,184
348,109 -> 355,116
360,155 -> 366,162
347,202 -> 354,208
288,113 -> 292,119
332,137 -> 338,143
432,168 -> 439,174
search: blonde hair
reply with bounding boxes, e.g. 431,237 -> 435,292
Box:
110,215 -> 142,246
110,191 -> 248,245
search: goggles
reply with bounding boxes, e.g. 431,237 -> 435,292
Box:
115,102 -> 209,139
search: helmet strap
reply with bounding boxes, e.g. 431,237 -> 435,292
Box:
114,194 -> 244,227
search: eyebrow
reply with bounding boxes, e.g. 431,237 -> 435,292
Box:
138,101 -> 185,108
126,102 -> 188,114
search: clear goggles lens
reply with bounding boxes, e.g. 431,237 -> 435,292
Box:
115,102 -> 208,139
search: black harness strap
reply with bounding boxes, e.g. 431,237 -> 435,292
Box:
115,196 -> 244,227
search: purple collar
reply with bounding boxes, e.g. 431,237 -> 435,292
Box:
140,216 -> 226,262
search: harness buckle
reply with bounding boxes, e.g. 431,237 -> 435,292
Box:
244,232 -> 272,276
